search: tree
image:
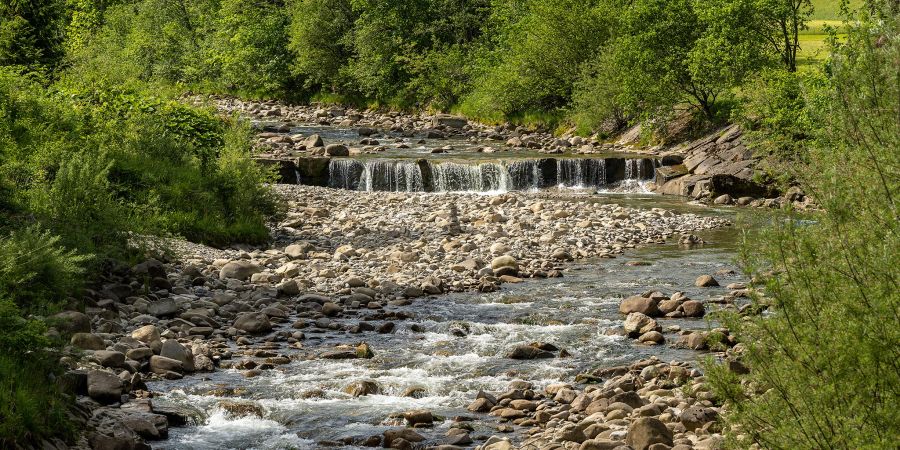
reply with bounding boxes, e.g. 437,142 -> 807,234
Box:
0,0 -> 67,71
288,0 -> 357,93
755,0 -> 813,72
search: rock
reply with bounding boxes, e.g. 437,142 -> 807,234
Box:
219,261 -> 262,280
233,313 -> 272,334
676,332 -> 708,350
507,344 -> 554,359
403,409 -> 433,426
432,114 -> 467,129
149,355 -> 184,375
50,310 -> 91,335
383,428 -> 425,444
467,397 -> 494,412
325,144 -> 349,156
623,312 -> 661,338
303,134 -> 323,148
285,243 -> 311,259
219,400 -> 264,418
356,343 -> 375,359
626,417 -> 673,450
343,380 -> 380,397
619,295 -> 660,317
638,331 -> 664,344
490,255 -> 517,270
695,275 -> 719,287
93,350 -> 126,368
681,300 -> 706,317
131,325 -> 161,344
159,340 -> 195,372
147,298 -> 179,317
87,370 -> 124,404
72,332 -> 105,350
321,302 -> 343,317
713,194 -> 732,205
580,439 -> 625,450
679,406 -> 719,431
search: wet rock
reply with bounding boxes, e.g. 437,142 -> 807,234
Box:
383,428 -> 425,444
680,300 -> 706,317
344,380 -> 380,397
507,344 -> 554,359
87,370 -> 124,404
626,417 -> 673,450
321,302 -> 343,317
619,295 -> 660,317
403,409 -> 434,426
356,343 -> 375,359
638,331 -> 664,344
623,312 -> 661,338
325,144 -> 349,156
233,313 -> 272,334
467,397 -> 494,412
219,400 -> 265,418
695,275 -> 719,287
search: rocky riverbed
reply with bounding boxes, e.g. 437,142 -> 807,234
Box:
44,184 -> 753,450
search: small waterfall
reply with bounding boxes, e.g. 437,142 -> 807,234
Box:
328,159 -> 364,190
430,161 -> 509,192
556,158 -> 606,188
359,160 -> 424,192
624,158 -> 654,180
507,160 -> 543,191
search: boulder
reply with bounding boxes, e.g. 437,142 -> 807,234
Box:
432,114 -> 467,129
147,298 -> 179,317
219,261 -> 262,280
680,300 -> 706,317
619,295 -> 660,317
149,355 -> 184,375
72,332 -> 105,350
679,406 -> 719,431
623,313 -> 661,338
324,144 -> 349,156
233,313 -> 272,334
626,417 -> 673,450
343,380 -> 380,397
93,350 -> 126,368
303,134 -> 323,148
131,325 -> 161,345
159,340 -> 195,372
87,370 -> 124,405
50,310 -> 91,335
507,344 -> 554,359
695,275 -> 719,287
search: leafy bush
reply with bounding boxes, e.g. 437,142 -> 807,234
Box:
0,297 -> 73,446
706,7 -> 900,448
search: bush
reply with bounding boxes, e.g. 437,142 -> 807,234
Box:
705,7 -> 900,448
0,297 -> 73,446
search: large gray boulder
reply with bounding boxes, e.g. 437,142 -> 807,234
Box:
219,261 -> 262,280
159,340 -> 195,372
233,313 -> 272,334
87,370 -> 124,405
50,310 -> 91,335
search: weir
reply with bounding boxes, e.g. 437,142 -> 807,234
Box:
322,157 -> 658,193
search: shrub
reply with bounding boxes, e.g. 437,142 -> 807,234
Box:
705,7 -> 900,448
0,297 -> 73,446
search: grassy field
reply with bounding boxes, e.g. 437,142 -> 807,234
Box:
797,0 -> 860,69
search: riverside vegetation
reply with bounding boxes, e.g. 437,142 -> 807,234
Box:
0,0 -> 897,449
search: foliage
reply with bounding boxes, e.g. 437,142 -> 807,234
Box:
0,297 -> 72,446
0,0 -> 67,72
0,227 -> 89,314
288,0 -> 357,93
733,68 -> 827,163
706,5 -> 900,448
462,0 -> 610,117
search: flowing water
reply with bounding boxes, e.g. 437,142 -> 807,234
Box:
150,194 -> 747,450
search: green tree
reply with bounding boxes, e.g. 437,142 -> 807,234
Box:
755,0 -> 813,72
0,0 -> 67,71
288,0 -> 357,93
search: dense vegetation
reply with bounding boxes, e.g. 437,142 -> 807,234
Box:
0,0 -> 895,447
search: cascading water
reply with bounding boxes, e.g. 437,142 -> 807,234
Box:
326,157 -> 658,193
328,159 -> 364,190
359,160 -> 424,192
430,161 -> 510,193
556,158 -> 607,188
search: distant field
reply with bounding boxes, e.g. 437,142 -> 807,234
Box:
797,0 -> 860,68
